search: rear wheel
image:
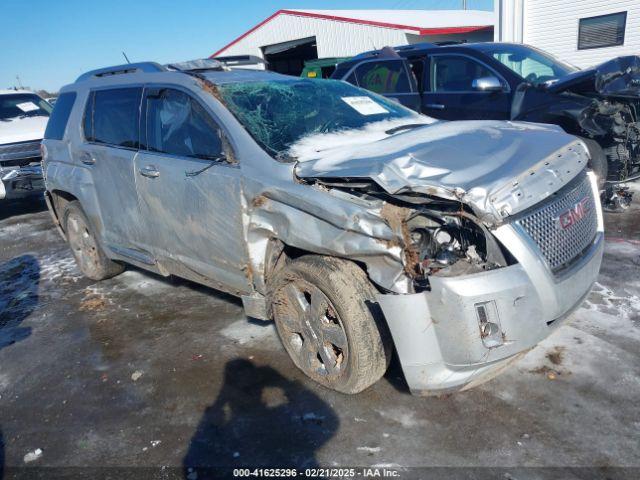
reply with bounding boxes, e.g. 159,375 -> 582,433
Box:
63,201 -> 124,281
270,255 -> 390,394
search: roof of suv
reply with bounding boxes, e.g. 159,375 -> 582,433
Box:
73,59 -> 294,87
332,41 -> 523,74
201,69 -> 293,85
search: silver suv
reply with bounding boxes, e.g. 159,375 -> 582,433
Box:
43,59 -> 604,395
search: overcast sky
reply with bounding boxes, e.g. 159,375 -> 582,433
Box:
1,0 -> 493,92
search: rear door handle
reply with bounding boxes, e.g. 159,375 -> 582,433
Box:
79,152 -> 95,165
139,165 -> 160,178
426,103 -> 445,110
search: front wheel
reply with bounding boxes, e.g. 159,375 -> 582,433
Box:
270,255 -> 391,394
579,137 -> 608,188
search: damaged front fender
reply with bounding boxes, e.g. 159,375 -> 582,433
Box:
244,184 -> 414,294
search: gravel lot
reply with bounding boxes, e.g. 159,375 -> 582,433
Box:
0,192 -> 639,479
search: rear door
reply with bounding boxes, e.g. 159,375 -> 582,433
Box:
77,87 -> 147,251
134,86 -> 251,293
421,53 -> 512,120
351,59 -> 421,111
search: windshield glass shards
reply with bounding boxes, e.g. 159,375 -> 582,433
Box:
217,79 -> 422,159
0,93 -> 52,121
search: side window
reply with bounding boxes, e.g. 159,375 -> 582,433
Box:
491,53 -> 554,83
408,59 -> 425,92
320,65 -> 337,78
345,72 -> 358,86
145,89 -> 223,159
355,60 -> 411,94
44,92 -> 76,140
84,87 -> 142,148
430,56 -> 497,93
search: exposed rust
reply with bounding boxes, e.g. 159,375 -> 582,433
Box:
242,262 -> 254,284
196,77 -> 240,165
197,77 -> 223,102
252,195 -> 268,208
380,202 -> 420,277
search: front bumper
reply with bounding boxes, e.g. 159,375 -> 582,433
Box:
378,225 -> 604,396
0,163 -> 44,200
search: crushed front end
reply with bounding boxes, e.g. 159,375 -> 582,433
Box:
295,120 -> 604,395
377,170 -> 603,395
0,140 -> 44,200
513,55 -> 640,210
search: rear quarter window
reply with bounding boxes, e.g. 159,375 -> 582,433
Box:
44,92 -> 77,140
84,87 -> 142,148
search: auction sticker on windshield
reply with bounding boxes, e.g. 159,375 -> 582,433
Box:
341,96 -> 389,115
16,102 -> 39,113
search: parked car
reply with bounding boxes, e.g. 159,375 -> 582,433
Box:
332,43 -> 640,209
43,59 -> 603,395
301,57 -> 351,79
0,89 -> 51,200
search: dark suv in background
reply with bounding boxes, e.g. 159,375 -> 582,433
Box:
332,43 -> 640,209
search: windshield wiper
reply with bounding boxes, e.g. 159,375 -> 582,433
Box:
384,123 -> 429,135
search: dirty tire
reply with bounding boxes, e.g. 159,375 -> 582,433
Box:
63,201 -> 124,281
270,255 -> 391,394
580,137 -> 608,188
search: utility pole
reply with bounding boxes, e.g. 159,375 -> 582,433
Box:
462,0 -> 468,9
15,75 -> 24,89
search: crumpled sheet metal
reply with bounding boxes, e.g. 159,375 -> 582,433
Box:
545,55 -> 640,98
295,120 -> 587,225
245,186 -> 413,294
595,55 -> 640,97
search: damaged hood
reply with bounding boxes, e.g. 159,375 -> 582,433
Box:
544,55 -> 640,98
295,120 -> 590,225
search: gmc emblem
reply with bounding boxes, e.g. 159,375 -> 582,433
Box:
556,197 -> 591,230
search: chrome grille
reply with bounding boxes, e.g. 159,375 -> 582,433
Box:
515,172 -> 598,273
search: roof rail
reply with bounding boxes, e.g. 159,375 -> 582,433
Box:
213,55 -> 266,67
434,40 -> 466,46
75,62 -> 166,82
394,42 -> 438,51
165,58 -> 225,72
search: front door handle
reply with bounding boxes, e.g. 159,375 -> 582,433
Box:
426,103 -> 446,110
79,152 -> 95,165
139,165 -> 160,178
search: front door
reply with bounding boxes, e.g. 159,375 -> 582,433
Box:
421,54 -> 512,120
77,87 -> 146,251
134,87 -> 250,293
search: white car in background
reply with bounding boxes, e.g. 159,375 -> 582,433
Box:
0,89 -> 51,200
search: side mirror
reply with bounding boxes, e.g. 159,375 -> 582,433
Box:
472,76 -> 504,92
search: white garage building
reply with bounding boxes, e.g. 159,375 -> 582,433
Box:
212,9 -> 495,75
496,0 -> 640,69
